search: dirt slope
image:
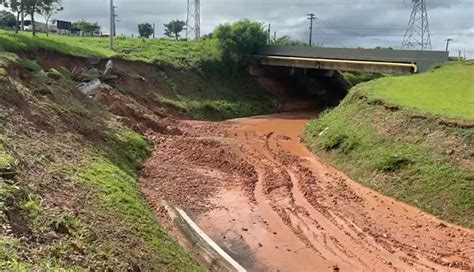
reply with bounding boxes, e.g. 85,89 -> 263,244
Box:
140,112 -> 473,271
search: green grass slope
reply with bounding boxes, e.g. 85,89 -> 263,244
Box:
363,61 -> 474,120
305,62 -> 474,228
0,54 -> 203,270
0,30 -> 219,68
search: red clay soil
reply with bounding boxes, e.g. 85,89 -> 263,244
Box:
139,112 -> 474,271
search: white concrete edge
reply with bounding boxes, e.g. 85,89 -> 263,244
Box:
175,207 -> 247,272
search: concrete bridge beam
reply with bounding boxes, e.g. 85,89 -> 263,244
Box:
257,56 -> 417,74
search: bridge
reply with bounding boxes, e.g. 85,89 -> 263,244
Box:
251,46 -> 449,75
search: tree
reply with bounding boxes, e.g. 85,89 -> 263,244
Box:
273,35 -> 309,47
38,0 -> 63,36
164,20 -> 185,40
23,0 -> 42,36
138,23 -> 153,38
0,10 -> 16,28
214,20 -> 267,66
1,0 -> 25,33
73,20 -> 100,35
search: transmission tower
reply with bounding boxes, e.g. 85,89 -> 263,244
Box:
401,0 -> 431,51
186,0 -> 201,40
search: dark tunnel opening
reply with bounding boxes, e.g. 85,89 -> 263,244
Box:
250,65 -> 350,112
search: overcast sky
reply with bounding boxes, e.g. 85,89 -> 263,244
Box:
7,0 -> 474,56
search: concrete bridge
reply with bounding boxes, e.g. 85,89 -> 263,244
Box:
251,46 -> 449,75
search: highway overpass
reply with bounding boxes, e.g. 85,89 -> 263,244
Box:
252,46 -> 449,75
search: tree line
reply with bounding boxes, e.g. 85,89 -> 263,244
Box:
0,0 -> 63,36
138,20 -> 187,40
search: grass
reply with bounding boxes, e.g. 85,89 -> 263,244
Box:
305,90 -> 474,228
0,151 -> 14,170
19,58 -> 43,72
0,54 -> 203,270
362,61 -> 474,120
0,30 -> 220,68
162,74 -> 275,120
73,128 -> 202,271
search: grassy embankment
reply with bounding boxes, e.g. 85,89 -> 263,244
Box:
305,62 -> 474,227
0,30 -> 275,120
0,30 -> 275,269
0,53 -> 203,270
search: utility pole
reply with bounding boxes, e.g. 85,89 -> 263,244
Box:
445,38 -> 453,52
113,6 -> 118,37
267,24 -> 271,44
307,13 -> 316,47
273,31 -> 277,43
153,23 -> 156,39
109,0 -> 114,49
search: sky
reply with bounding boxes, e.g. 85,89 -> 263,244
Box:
5,0 -> 474,57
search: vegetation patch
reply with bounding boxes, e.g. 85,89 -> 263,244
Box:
0,30 -> 219,69
0,55 -> 203,270
305,84 -> 474,227
19,58 -> 43,73
362,61 -> 474,120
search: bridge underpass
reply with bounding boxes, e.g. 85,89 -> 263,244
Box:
249,46 -> 448,110
253,46 -> 449,74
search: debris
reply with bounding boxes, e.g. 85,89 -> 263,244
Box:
103,60 -> 114,77
131,74 -> 147,82
318,127 -> 329,137
77,79 -> 101,95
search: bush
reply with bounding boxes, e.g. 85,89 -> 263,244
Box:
213,20 -> 267,67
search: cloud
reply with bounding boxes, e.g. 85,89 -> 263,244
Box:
3,0 -> 474,56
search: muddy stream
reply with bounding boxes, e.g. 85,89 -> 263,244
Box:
140,112 -> 473,271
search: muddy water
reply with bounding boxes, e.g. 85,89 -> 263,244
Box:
193,112 -> 474,271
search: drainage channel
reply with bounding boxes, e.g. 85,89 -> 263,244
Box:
164,201 -> 247,272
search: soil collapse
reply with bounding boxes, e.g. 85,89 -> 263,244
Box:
140,111 -> 474,272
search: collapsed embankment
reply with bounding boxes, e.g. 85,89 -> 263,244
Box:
0,49 -> 276,270
304,72 -> 474,228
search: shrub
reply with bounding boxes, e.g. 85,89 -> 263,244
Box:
213,20 -> 267,67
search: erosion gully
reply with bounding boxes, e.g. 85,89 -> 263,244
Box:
140,111 -> 473,272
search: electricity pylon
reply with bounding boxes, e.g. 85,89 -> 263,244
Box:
186,0 -> 201,40
401,0 -> 431,50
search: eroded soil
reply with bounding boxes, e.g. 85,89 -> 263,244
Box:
140,112 -> 474,271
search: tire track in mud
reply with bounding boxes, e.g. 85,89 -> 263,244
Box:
141,113 -> 474,271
